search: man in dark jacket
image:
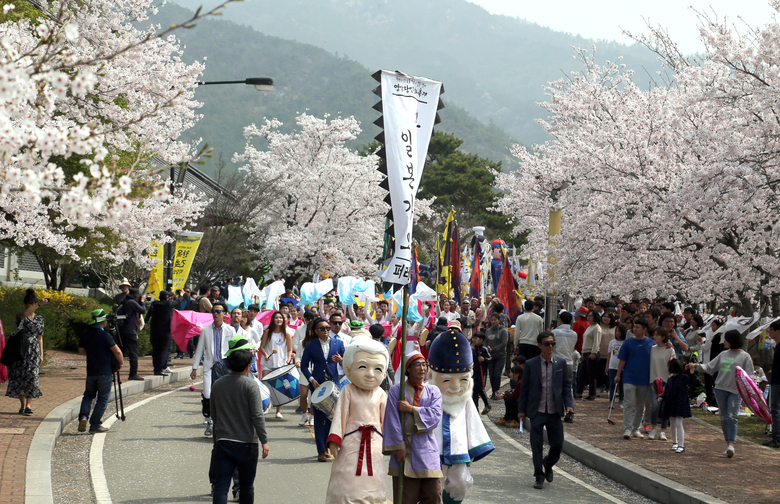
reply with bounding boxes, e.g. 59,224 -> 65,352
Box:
120,288 -> 147,381
145,291 -> 178,375
77,309 -> 124,433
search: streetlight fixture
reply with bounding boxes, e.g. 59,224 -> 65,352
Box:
196,77 -> 274,92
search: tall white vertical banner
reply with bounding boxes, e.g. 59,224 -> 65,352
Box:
379,70 -> 443,288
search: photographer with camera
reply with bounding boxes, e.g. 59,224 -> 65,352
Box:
77,309 -> 124,433
119,288 -> 147,381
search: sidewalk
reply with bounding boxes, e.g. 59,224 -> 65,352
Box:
0,350 -> 195,504
558,393 -> 778,504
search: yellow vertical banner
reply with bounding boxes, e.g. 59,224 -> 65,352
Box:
171,231 -> 204,292
147,241 -> 164,299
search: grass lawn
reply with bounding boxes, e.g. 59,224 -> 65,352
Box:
691,406 -> 776,448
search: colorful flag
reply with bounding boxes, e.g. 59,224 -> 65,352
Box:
410,244 -> 420,295
437,210 -> 456,296
497,254 -> 520,321
171,232 -> 204,292
450,220 -> 461,304
469,239 -> 482,300
147,241 -> 164,299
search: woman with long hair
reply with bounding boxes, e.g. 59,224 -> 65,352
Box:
598,311 -> 618,393
295,314 -> 321,426
260,310 -> 294,418
6,289 -> 46,415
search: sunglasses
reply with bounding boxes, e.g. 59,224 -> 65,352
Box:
330,321 -> 342,325
542,341 -> 556,347
316,326 -> 329,331
212,309 -> 224,314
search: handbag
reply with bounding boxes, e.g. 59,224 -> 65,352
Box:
0,326 -> 25,366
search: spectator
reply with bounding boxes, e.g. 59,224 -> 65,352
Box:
515,300 -> 545,360
576,310 -> 602,400
688,330 -> 754,458
659,358 -> 694,453
145,291 -> 178,376
598,311 -> 618,393
646,328 -> 675,441
120,288 -> 147,381
607,324 -> 626,408
764,320 -> 780,448
485,313 -> 509,399
552,311 -> 577,392
615,318 -> 654,439
471,332 -> 492,414
5,289 -> 46,415
495,365 -> 523,427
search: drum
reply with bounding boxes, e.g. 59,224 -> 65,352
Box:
312,381 -> 340,420
254,377 -> 272,414
262,364 -> 301,406
338,375 -> 351,390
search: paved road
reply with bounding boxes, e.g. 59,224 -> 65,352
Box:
85,383 -> 650,504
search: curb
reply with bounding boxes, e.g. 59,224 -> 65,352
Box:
561,434 -> 730,504
25,368 -> 193,504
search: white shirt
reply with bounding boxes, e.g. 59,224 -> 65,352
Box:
515,311 -> 545,346
319,336 -> 330,359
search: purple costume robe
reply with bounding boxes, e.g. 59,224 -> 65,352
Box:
382,382 -> 443,478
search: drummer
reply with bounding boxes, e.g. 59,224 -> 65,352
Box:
300,317 -> 346,462
260,311 -> 294,419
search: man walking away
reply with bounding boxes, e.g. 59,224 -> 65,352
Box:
210,336 -> 269,504
77,309 -> 124,433
518,331 -> 573,489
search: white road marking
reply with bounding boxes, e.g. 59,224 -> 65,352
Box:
484,420 -> 626,504
89,382 -> 199,504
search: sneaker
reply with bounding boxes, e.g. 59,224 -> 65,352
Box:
659,432 -> 667,441
671,443 -> 678,451
232,489 -> 239,502
23,407 -> 33,415
19,408 -> 25,415
481,405 -> 492,415
618,401 -> 624,409
204,424 -> 213,437
299,414 -> 309,426
78,419 -> 88,432
163,368 -> 173,375
623,429 -> 632,439
675,446 -> 685,453
276,411 -> 283,419
89,426 -> 109,433
496,418 -> 508,425
309,417 -> 314,426
648,428 -> 657,440
726,445 -> 735,458
632,429 -> 645,439
508,421 -> 520,428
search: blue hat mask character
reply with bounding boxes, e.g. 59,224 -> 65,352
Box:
427,328 -> 473,374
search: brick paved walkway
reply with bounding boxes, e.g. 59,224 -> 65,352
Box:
0,350 -> 194,504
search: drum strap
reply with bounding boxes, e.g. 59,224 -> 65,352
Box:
347,425 -> 381,476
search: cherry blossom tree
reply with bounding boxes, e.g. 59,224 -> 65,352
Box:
495,3 -> 780,315
234,113 -> 390,279
0,0 -> 229,276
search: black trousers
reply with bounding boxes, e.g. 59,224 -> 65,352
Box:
530,412 -> 564,480
150,330 -> 171,373
120,333 -> 139,377
576,353 -> 598,397
516,343 -> 541,361
472,381 -> 489,410
504,398 -> 518,421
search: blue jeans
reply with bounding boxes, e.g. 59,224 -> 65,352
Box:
714,389 -> 741,443
648,386 -> 668,429
212,440 -> 258,504
771,385 -> 780,443
79,375 -> 113,428
608,369 -> 624,402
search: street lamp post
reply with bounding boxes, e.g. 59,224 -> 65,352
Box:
196,77 -> 274,92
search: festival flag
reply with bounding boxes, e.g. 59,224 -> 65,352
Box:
146,241 -> 164,299
469,239 -> 482,300
497,253 -> 520,321
410,244 -> 420,295
450,220 -> 461,304
438,210 -> 456,297
373,69 -> 444,292
171,231 -> 204,292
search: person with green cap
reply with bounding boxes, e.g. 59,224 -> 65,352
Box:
77,309 -> 124,433
209,334 -> 269,502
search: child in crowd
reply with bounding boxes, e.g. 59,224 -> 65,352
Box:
646,327 -> 675,440
607,324 -> 627,408
752,356 -> 768,394
496,365 -> 523,427
572,349 -> 581,391
471,332 -> 492,414
659,358 -> 693,453
509,354 -> 526,389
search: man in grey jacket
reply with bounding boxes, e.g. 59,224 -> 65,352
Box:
210,336 -> 269,503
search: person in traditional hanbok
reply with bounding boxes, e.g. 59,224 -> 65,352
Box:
427,328 -> 495,504
383,352 -> 443,504
325,339 -> 389,504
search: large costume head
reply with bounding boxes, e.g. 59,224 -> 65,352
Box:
427,328 -> 473,418
343,338 -> 390,391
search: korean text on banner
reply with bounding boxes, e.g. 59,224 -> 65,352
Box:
171,232 -> 204,292
147,241 -> 164,299
379,70 -> 442,288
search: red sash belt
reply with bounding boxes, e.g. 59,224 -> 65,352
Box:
356,425 -> 375,476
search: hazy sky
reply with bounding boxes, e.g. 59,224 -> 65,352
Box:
468,0 -> 777,54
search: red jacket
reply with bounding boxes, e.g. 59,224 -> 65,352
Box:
504,379 -> 522,401
573,319 -> 588,353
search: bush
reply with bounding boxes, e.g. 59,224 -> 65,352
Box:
0,287 -> 102,352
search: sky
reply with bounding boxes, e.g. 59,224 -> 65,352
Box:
468,0 -> 777,54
